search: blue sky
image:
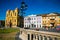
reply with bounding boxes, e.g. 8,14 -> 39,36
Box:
0,0 -> 60,20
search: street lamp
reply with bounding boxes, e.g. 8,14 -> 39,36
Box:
20,1 -> 28,17
19,0 -> 28,28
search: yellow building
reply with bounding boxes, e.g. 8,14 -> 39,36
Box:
5,8 -> 24,28
42,13 -> 60,28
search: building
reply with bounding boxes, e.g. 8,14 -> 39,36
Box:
24,14 -> 42,28
5,8 -> 24,28
0,20 -> 5,28
38,12 -> 60,28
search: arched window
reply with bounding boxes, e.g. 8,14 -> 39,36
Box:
31,34 -> 33,40
10,11 -> 12,16
11,13 -> 12,16
15,12 -> 16,16
28,34 -> 30,40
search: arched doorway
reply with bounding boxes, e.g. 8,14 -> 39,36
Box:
9,20 -> 12,28
50,23 -> 55,28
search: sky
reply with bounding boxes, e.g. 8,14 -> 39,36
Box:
0,0 -> 60,20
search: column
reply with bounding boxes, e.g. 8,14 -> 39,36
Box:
43,36 -> 45,40
52,37 -> 55,40
47,37 -> 50,40
39,35 -> 41,40
35,35 -> 38,40
57,38 -> 60,40
33,34 -> 35,40
30,34 -> 31,40
37,35 -> 39,40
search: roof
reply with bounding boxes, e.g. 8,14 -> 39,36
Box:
37,12 -> 60,17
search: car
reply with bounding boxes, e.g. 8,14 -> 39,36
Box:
24,27 -> 30,29
35,28 -> 39,31
56,26 -> 60,31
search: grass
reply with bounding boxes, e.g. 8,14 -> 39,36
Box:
0,28 -> 20,34
0,28 -> 20,40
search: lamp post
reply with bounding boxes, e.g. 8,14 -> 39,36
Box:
20,0 -> 28,28
20,0 -> 28,17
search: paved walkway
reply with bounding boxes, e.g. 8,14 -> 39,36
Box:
15,32 -> 22,40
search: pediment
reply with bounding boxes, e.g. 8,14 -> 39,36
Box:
47,13 -> 58,16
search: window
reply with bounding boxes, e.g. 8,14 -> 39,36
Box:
59,20 -> 60,22
34,18 -> 35,19
32,18 -> 33,20
25,25 -> 26,27
7,13 -> 10,16
15,13 -> 16,16
45,21 -> 46,23
28,17 -> 31,20
43,21 -> 44,23
29,25 -> 30,28
34,25 -> 36,27
34,21 -> 36,23
25,18 -> 26,20
40,25 -> 41,27
10,12 -> 12,16
38,21 -> 41,23
14,19 -> 16,22
11,13 -> 12,16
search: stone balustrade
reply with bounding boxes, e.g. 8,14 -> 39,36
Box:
19,28 -> 60,40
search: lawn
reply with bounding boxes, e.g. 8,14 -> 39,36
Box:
0,28 -> 20,40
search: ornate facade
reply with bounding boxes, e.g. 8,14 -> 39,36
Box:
19,28 -> 60,40
42,13 -> 60,28
5,8 -> 24,28
24,14 -> 42,28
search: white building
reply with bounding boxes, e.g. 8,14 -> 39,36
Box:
24,14 -> 42,28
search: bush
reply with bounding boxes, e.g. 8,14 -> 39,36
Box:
0,28 -> 20,34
